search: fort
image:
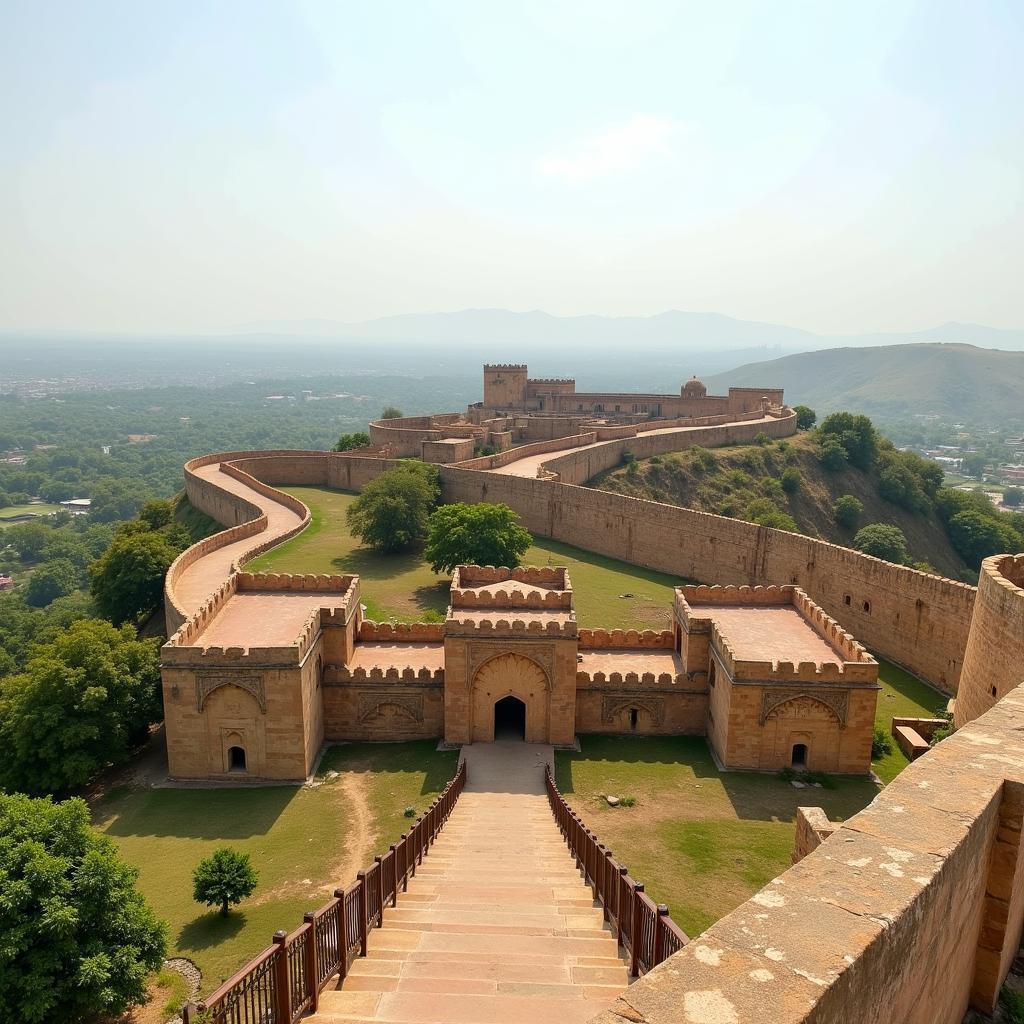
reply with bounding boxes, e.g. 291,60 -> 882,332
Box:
162,364 -> 1024,1023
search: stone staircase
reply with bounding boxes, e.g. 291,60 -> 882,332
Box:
310,742 -> 629,1024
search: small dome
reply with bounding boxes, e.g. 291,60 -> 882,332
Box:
682,376 -> 707,396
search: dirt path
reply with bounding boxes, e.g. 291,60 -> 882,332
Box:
328,772 -> 373,890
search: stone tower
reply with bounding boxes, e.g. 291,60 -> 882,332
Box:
483,364 -> 528,410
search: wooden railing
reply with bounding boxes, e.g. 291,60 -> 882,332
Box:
183,758 -> 467,1024
544,763 -> 688,976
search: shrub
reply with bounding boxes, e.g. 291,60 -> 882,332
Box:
871,726 -> 893,760
618,796 -> 637,808
381,406 -> 403,419
853,523 -> 909,564
816,434 -> 849,472
832,494 -> 863,529
745,498 -> 798,532
0,792 -> 166,1023
1004,487 -> 1024,508
793,405 -> 817,430
333,431 -> 370,451
192,847 -> 259,916
622,450 -> 637,466
689,446 -> 716,472
753,432 -> 771,446
424,502 -> 532,574
346,462 -> 440,553
648,455 -> 663,465
780,467 -> 801,495
404,806 -> 416,817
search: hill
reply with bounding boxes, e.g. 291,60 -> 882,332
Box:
590,433 -> 972,579
706,343 -> 1024,425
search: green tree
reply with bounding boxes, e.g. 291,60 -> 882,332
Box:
425,503 -> 533,574
346,462 -> 440,553
818,412 -> 878,470
853,523 -> 909,564
0,619 -> 162,795
192,847 -> 259,916
793,405 -> 816,430
947,510 -> 1021,569
780,467 -> 801,494
745,498 -> 798,532
24,558 -> 80,608
381,406 -> 403,420
832,494 -> 864,530
89,530 -> 178,625
138,498 -> 175,531
961,452 -> 987,478
333,431 -> 370,452
7,521 -> 51,561
0,793 -> 166,1023
816,434 -> 849,472
1003,487 -> 1023,508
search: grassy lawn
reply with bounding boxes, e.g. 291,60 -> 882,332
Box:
556,657 -> 943,939
93,741 -> 458,990
246,486 -> 686,628
555,736 -> 880,939
873,657 -> 948,783
0,503 -> 59,526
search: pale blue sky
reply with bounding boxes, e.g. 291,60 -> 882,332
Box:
1,1 -> 1021,333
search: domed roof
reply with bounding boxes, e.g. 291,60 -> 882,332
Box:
682,376 -> 706,394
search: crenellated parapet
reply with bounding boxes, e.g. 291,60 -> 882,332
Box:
579,628 -> 675,649
443,616 -> 578,638
359,620 -> 445,642
575,669 -> 678,687
325,665 -> 444,685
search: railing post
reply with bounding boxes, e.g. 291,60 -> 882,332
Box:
653,904 -> 669,967
616,866 -> 628,949
181,1002 -> 195,1024
630,884 -> 645,977
356,872 -> 369,956
602,848 -> 614,921
417,816 -> 425,865
334,888 -> 348,981
400,834 -> 409,891
389,845 -> 399,906
375,855 -> 385,922
272,930 -> 291,1023
304,911 -> 319,1011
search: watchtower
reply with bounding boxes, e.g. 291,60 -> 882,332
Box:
483,364 -> 528,410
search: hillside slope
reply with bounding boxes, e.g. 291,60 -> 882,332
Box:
706,343 -> 1024,425
590,434 -> 971,579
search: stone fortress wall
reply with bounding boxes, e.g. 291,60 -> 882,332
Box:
163,381 -> 1024,1021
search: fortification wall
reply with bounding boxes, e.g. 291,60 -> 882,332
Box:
574,684 -> 708,735
454,433 -> 597,471
539,409 -> 796,485
955,553 -> 1024,726
368,412 -> 464,456
439,467 -> 975,691
590,683 -> 1024,1024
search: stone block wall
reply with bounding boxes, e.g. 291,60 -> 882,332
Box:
792,806 -> 835,863
956,553 -> 1024,726
438,466 -> 977,692
321,672 -> 444,742
590,683 -> 1024,1024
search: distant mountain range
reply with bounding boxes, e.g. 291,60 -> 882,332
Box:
231,308 -> 1024,355
706,343 -> 1024,424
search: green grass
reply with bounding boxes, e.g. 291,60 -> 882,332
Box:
246,486 -> 688,628
873,657 -> 947,782
555,735 -> 879,938
93,741 -> 457,989
0,503 -> 59,524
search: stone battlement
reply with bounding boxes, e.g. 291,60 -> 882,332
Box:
578,628 -> 675,649
326,665 -> 445,684
359,620 -> 445,642
452,564 -> 570,589
483,363 -> 527,370
450,564 -> 573,610
443,616 -> 577,638
575,669 -> 679,686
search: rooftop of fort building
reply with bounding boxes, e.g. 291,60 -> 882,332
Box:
676,584 -> 877,674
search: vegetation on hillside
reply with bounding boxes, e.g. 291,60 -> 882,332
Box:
592,414 -> 1024,579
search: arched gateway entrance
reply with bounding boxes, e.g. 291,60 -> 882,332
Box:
470,653 -> 548,743
494,696 -> 527,740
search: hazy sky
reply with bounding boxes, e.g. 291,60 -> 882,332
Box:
2,1 -> 1021,334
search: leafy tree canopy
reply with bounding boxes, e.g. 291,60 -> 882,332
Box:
333,431 -> 370,452
832,494 -> 864,530
381,406 -> 403,420
946,510 -> 1022,569
0,619 -> 162,795
89,530 -> 179,625
425,503 -> 533,574
0,792 -> 166,1023
192,847 -> 259,916
345,462 -> 440,553
853,523 -> 909,564
793,405 -> 816,430
24,558 -> 81,608
1003,487 -> 1023,508
818,412 -> 878,470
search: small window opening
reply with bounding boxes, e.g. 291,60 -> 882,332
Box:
844,594 -> 852,606
228,746 -> 247,772
862,600 -> 871,613
629,708 -> 639,731
791,743 -> 808,770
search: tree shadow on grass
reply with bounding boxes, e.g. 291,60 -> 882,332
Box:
556,734 -> 879,825
411,582 -> 449,619
103,787 -> 297,840
177,910 -> 247,953
330,544 -> 434,581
